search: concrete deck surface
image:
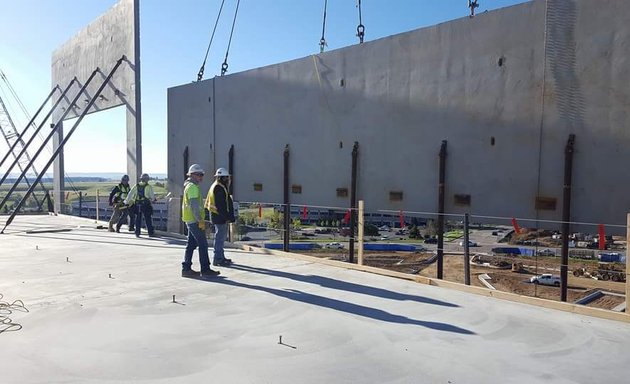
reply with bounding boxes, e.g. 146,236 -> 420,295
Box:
1,215 -> 629,384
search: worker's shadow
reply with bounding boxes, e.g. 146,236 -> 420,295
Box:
230,264 -> 459,308
208,275 -> 474,335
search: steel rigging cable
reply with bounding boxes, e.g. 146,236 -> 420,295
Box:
197,0 -> 227,82
320,0 -> 328,53
221,0 -> 241,76
356,0 -> 365,43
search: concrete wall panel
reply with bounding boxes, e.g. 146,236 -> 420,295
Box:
51,0 -> 136,121
168,0 -> 630,232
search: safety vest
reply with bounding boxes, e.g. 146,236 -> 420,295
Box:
206,181 -> 229,214
115,184 -> 130,201
136,182 -> 148,201
182,180 -> 201,223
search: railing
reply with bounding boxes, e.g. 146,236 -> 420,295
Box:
1,189 -> 627,312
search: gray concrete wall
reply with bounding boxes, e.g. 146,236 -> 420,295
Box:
167,0 -> 630,233
51,0 -> 141,197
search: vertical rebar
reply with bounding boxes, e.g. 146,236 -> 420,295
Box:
464,213 -> 470,285
283,144 -> 290,252
560,134 -> 575,302
437,140 -> 447,279
349,142 -> 359,263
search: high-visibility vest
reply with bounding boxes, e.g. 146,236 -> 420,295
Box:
115,184 -> 130,201
182,180 -> 201,223
206,181 -> 228,215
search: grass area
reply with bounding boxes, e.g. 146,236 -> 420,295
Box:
0,181 -> 168,213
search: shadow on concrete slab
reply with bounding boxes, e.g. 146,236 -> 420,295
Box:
207,276 -> 475,335
231,264 -> 459,308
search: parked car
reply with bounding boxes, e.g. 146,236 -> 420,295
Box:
424,238 -> 438,244
324,242 -> 344,249
378,225 -> 391,232
536,248 -> 555,256
529,274 -> 561,287
380,235 -> 389,240
458,240 -> 478,247
241,236 -> 252,241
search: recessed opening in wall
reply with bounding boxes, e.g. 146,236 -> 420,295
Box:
339,141 -> 343,149
292,185 -> 302,194
389,191 -> 403,201
498,56 -> 505,67
535,196 -> 557,211
491,136 -> 495,146
336,188 -> 348,198
454,194 -> 471,206
253,183 -> 263,191
340,78 -> 345,87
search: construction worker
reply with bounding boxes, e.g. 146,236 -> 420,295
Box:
108,175 -> 133,232
125,173 -> 156,238
181,164 -> 220,278
205,167 -> 235,266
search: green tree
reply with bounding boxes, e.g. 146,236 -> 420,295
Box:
409,224 -> 419,238
364,223 -> 379,236
291,217 -> 302,231
268,210 -> 283,230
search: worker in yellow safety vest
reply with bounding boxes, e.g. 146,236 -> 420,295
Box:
125,173 -> 156,238
205,167 -> 235,267
181,164 -> 220,278
108,174 -> 135,233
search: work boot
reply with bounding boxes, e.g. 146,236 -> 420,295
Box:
214,258 -> 233,267
181,269 -> 200,278
108,227 -> 115,232
200,269 -> 221,278
128,227 -> 135,232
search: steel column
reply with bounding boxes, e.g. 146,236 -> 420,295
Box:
560,134 -> 575,302
437,140 -> 447,279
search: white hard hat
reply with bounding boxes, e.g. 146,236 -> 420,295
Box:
187,164 -> 205,175
214,167 -> 230,177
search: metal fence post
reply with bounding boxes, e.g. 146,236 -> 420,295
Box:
95,189 -> 99,222
78,192 -> 83,217
358,200 -> 364,265
464,213 -> 470,285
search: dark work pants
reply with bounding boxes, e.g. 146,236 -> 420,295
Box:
135,202 -> 154,236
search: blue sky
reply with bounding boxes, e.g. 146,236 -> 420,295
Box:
0,0 -> 527,174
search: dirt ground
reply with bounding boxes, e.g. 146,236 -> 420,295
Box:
303,250 -> 626,311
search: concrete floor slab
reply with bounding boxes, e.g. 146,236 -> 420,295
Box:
1,215 -> 629,383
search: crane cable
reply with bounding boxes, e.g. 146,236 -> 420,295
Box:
197,0 -> 227,82
319,0 -> 328,53
221,0 -> 241,76
468,0 -> 479,17
356,0 -> 365,43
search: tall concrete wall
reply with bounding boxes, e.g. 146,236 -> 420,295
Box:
51,0 -> 141,211
168,0 -> 630,233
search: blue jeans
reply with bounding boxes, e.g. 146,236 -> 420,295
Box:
213,223 -> 228,263
183,222 -> 211,272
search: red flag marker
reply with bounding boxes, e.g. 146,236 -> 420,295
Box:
511,218 -> 520,234
399,210 -> 405,228
598,224 -> 606,250
258,204 -> 262,218
302,206 -> 308,219
342,209 -> 351,224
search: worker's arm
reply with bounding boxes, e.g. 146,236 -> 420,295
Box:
109,186 -> 119,206
124,185 -> 136,205
214,186 -> 229,219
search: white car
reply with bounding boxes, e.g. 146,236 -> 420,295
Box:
529,274 -> 561,287
324,242 -> 344,249
536,248 -> 556,257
